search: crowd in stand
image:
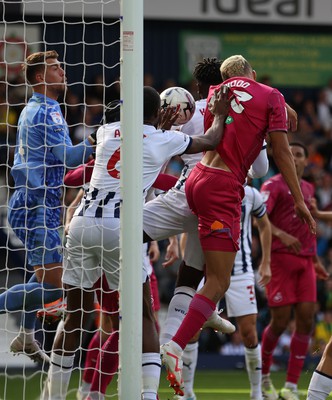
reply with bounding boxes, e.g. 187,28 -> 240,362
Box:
1,70 -> 332,362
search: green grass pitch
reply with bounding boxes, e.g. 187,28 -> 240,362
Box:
0,368 -> 331,400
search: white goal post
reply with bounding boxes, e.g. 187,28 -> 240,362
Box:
119,0 -> 144,399
0,0 -> 144,398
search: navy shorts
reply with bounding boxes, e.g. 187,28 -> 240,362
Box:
8,190 -> 63,266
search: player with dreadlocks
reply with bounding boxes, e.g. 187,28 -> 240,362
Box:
143,58 -> 270,400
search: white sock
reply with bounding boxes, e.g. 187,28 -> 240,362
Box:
160,286 -> 195,345
285,381 -> 297,392
89,392 -> 105,400
142,352 -> 161,400
48,352 -> 75,400
40,376 -> 50,400
245,344 -> 262,399
307,371 -> 332,400
78,380 -> 91,397
182,341 -> 198,398
18,326 -> 34,343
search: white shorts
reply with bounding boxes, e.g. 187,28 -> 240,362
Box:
143,188 -> 204,270
197,273 -> 257,317
63,216 -> 148,290
225,274 -> 258,318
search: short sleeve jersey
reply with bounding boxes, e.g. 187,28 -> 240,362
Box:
76,122 -> 191,218
260,173 -> 316,256
11,92 -> 72,198
179,98 -> 206,172
204,78 -> 288,185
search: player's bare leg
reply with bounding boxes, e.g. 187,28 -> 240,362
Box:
161,251 -> 236,395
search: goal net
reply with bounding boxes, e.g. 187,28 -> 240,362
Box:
0,0 -> 143,398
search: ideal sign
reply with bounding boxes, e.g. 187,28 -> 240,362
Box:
22,0 -> 332,25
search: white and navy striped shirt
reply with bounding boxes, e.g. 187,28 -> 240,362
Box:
232,185 -> 266,280
76,122 -> 191,218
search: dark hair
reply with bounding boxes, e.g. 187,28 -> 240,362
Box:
102,100 -> 121,124
289,141 -> 309,158
22,50 -> 59,85
144,86 -> 160,120
193,58 -> 223,85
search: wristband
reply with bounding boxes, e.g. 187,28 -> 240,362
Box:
90,130 -> 97,143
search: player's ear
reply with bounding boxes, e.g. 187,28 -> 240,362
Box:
252,70 -> 257,81
35,71 -> 45,83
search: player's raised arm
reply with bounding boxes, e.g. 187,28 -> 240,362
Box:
185,86 -> 232,154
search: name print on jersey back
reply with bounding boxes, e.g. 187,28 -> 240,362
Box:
76,121 -> 191,218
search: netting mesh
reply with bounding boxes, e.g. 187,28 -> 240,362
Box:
0,1 -> 122,398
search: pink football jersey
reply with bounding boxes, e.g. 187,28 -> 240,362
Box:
261,173 -> 316,256
205,78 -> 288,184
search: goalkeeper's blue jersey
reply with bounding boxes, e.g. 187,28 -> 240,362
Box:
11,92 -> 72,198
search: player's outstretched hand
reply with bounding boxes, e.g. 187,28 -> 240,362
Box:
294,201 -> 316,235
208,86 -> 234,117
158,104 -> 180,130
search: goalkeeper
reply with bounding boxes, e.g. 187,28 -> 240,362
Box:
3,50 -> 95,363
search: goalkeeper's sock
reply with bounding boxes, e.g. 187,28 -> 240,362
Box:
20,274 -> 39,330
20,310 -> 37,330
48,352 -> 75,399
142,352 -> 161,400
159,286 -> 195,345
0,281 -> 62,313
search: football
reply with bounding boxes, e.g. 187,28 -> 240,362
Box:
160,86 -> 196,126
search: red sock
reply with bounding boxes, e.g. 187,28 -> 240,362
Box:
90,331 -> 119,394
261,325 -> 280,375
172,293 -> 215,350
286,332 -> 311,384
83,331 -> 105,384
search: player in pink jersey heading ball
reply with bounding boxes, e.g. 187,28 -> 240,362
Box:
160,54 -> 316,397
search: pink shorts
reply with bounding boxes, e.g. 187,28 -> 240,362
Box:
266,252 -> 316,307
185,162 -> 244,252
